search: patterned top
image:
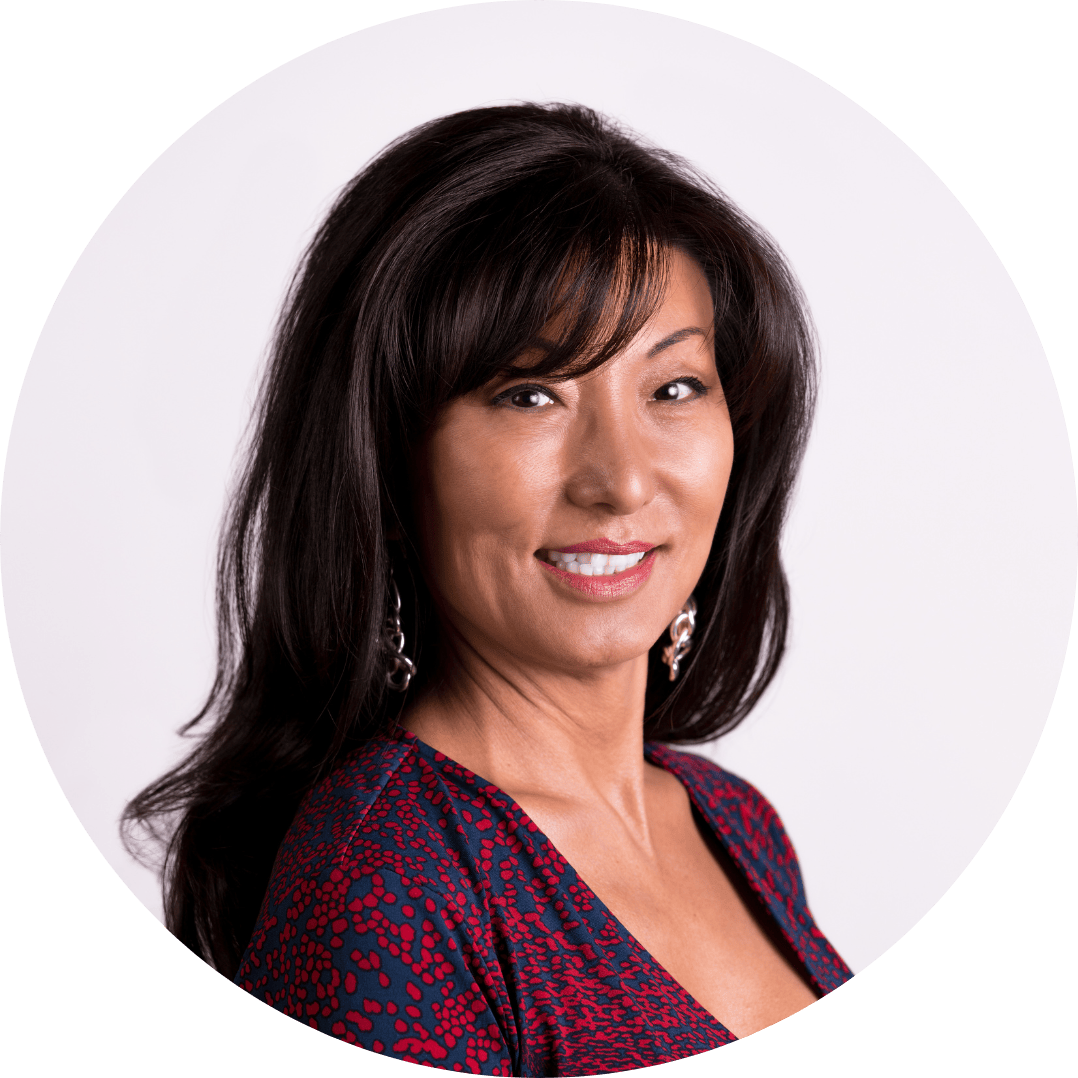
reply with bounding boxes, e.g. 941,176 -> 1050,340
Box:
235,730 -> 851,1075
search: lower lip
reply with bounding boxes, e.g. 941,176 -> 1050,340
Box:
538,549 -> 658,599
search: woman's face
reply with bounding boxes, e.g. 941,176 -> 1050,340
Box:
414,249 -> 734,677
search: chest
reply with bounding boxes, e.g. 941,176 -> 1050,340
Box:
563,813 -> 819,1037
511,785 -> 819,1040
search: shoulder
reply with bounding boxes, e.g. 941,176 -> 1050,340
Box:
646,741 -> 761,803
647,743 -> 853,993
259,733 -> 422,908
645,742 -> 807,907
237,733 -> 517,1070
646,743 -> 793,852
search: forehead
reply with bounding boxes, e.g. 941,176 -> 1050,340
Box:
647,249 -> 714,330
539,247 -> 713,350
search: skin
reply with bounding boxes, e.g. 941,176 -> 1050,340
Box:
404,249 -> 817,1039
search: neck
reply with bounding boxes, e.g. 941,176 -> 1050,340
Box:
402,629 -> 653,818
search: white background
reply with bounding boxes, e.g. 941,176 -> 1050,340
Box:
6,0 -> 1072,979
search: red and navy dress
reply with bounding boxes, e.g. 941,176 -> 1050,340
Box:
235,730 -> 851,1074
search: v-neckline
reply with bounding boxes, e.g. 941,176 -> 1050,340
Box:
399,730 -> 816,1041
644,742 -> 824,997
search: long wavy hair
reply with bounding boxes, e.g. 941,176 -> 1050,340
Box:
123,103 -> 817,979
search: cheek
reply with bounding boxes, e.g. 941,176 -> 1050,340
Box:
418,420 -> 556,593
671,417 -> 735,539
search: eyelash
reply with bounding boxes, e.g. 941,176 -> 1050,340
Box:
491,384 -> 560,409
492,377 -> 709,410
655,377 -> 709,401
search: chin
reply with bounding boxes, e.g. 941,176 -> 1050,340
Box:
543,628 -> 660,674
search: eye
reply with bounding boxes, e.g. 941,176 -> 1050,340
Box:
653,378 -> 706,402
494,384 -> 557,409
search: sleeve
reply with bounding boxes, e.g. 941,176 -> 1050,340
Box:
236,863 -> 515,1075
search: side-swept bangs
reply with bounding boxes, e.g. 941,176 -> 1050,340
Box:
345,130 -> 673,434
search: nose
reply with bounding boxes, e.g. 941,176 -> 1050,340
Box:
562,396 -> 657,516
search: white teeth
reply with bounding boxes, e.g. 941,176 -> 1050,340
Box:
546,548 -> 648,575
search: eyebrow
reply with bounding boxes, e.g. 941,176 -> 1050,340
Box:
646,327 -> 708,357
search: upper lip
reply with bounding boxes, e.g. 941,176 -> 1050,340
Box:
546,538 -> 655,555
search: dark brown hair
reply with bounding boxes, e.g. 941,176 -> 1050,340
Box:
123,103 -> 816,978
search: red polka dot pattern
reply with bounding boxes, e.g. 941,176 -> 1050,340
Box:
235,731 -> 851,1073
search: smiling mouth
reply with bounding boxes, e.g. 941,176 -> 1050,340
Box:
542,549 -> 650,576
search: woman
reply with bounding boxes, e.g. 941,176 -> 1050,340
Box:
125,102 -> 851,1074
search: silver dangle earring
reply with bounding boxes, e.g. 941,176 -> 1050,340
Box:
661,595 -> 697,681
384,576 -> 417,692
